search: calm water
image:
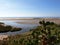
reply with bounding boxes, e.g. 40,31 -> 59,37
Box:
0,20 -> 39,35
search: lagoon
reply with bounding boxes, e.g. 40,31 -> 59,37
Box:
0,20 -> 39,35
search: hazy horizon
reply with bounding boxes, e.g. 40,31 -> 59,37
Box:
1,16 -> 60,18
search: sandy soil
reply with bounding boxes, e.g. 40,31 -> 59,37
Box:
16,20 -> 39,24
0,35 -> 8,40
16,18 -> 60,24
43,18 -> 60,24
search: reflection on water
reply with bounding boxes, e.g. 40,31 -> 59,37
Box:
0,20 -> 38,35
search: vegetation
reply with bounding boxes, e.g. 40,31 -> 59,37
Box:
0,22 -> 22,33
0,20 -> 60,45
7,20 -> 60,45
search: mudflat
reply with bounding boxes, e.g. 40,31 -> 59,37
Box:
15,18 -> 60,24
0,18 -> 60,24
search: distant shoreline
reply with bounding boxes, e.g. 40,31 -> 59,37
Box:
0,17 -> 60,20
0,18 -> 60,24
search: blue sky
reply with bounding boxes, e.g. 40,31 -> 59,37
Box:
0,0 -> 60,17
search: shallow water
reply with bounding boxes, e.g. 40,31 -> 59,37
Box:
0,20 -> 39,35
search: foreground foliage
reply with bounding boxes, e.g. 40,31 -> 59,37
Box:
0,20 -> 60,45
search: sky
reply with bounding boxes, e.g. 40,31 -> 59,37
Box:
0,0 -> 60,17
